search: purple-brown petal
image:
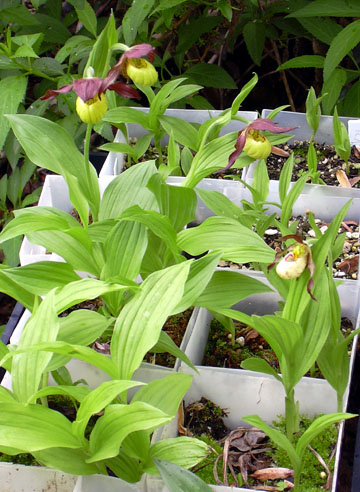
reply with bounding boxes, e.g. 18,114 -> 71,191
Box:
72,78 -> 104,102
250,118 -> 298,133
123,43 -> 156,61
40,84 -> 74,100
215,130 -> 247,173
107,81 -> 140,99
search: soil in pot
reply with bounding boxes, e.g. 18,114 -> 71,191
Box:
265,141 -> 360,188
219,214 -> 359,280
183,398 -> 338,491
203,317 -> 354,378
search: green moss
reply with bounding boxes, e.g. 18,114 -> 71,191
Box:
0,453 -> 38,466
269,415 -> 338,491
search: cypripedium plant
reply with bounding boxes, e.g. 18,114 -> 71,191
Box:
218,118 -> 298,173
268,234 -> 316,300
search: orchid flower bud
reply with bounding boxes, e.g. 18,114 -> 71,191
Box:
76,93 -> 107,124
243,129 -> 271,159
125,58 -> 158,86
276,244 -> 309,279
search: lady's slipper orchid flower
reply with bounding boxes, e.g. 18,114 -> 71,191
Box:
114,43 -> 158,86
40,43 -> 158,123
268,235 -> 316,300
217,118 -> 297,173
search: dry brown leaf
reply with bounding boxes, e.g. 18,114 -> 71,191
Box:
350,176 -> 360,187
271,146 -> 290,157
336,169 -> 352,188
251,467 -> 294,481
337,255 -> 359,274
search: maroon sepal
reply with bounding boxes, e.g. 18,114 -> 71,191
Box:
215,130 -> 247,173
107,81 -> 140,99
40,85 -> 73,100
250,118 -> 298,133
123,43 -> 156,61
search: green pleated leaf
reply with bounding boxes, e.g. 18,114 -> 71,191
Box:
111,262 -> 190,380
104,106 -> 151,129
158,115 -> 199,150
173,251 -> 221,313
34,447 -> 99,475
288,0 -> 360,17
153,458 -> 213,491
0,401 -> 81,452
195,188 -> 244,221
196,270 -> 272,310
132,372 -> 192,416
147,439 -> 209,475
1,262 -> 80,296
31,385 -> 91,405
241,357 -> 282,382
12,292 -> 60,403
177,216 -> 275,264
151,331 -> 196,371
102,219 -> 148,282
73,380 -> 145,440
84,13 -> 116,78
278,55 -> 325,70
99,161 -> 158,219
88,401 -> 171,462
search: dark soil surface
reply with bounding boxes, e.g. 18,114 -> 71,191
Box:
203,317 -> 354,379
266,142 -> 360,187
143,307 -> 194,367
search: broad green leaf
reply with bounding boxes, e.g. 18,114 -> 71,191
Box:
182,63 -> 237,89
324,19 -> 360,82
153,459 -> 213,490
6,114 -> 100,219
0,270 -> 36,311
104,106 -> 151,129
299,17 -> 342,45
2,341 -> 118,379
88,401 -> 171,462
195,188 -> 244,221
241,357 -> 282,382
132,373 -> 192,416
147,174 -> 197,232
84,13 -> 117,78
105,453 -> 143,483
321,69 -> 347,115
177,216 -> 275,264
0,75 -> 27,151
12,292 -> 60,403
181,132 -> 239,188
26,230 -> 99,276
102,220 -> 148,282
342,78 -> 360,117
54,278 -> 138,314
111,262 -> 190,379
288,0 -> 360,17
122,0 -> 155,45
0,386 -> 15,402
73,380 -> 145,440
0,402 -> 81,452
31,385 -> 91,405
243,20 -> 266,66
296,413 -> 356,460
34,447 -> 99,475
99,161 -> 158,219
1,262 -> 80,296
278,55 -> 325,70
196,270 -> 272,309
147,439 -> 209,475
158,115 -> 199,150
173,251 -> 221,313
333,106 -> 350,161
75,0 -> 97,37
280,172 -> 310,226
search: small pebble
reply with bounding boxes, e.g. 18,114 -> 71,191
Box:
265,228 -> 279,235
308,229 -> 316,237
236,336 -> 245,346
352,273 -> 357,279
320,225 -> 328,234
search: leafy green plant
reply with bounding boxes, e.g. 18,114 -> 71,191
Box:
0,268 -> 211,481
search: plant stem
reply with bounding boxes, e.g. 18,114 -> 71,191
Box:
40,372 -> 49,407
285,389 -> 299,441
84,123 -> 98,222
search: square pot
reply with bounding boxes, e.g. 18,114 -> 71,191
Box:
99,107 -> 257,177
